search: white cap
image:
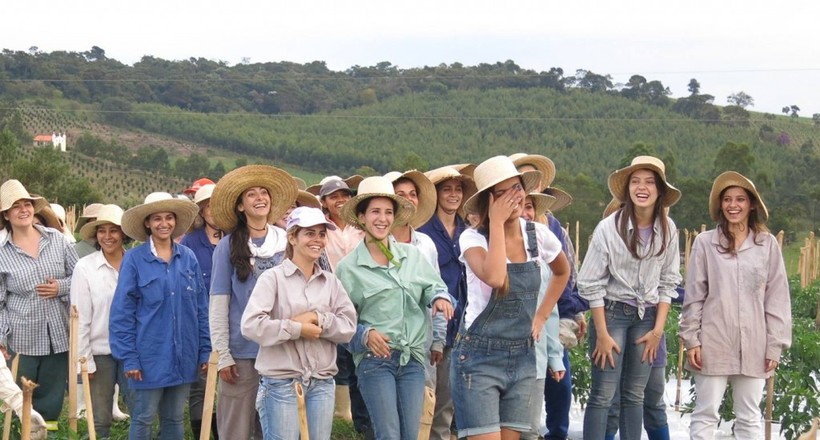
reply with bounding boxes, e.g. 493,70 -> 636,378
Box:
286,207 -> 337,232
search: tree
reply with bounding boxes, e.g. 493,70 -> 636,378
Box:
813,113 -> 820,126
83,46 -> 107,62
726,91 -> 754,108
783,105 -> 800,117
0,128 -> 20,169
619,143 -> 657,167
687,78 -> 701,96
713,142 -> 754,176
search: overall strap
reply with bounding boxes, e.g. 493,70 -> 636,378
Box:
525,221 -> 538,259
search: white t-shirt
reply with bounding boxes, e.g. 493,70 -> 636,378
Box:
459,218 -> 562,330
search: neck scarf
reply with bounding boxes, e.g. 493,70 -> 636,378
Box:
249,225 -> 277,266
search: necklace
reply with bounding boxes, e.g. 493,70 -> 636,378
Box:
247,223 -> 268,232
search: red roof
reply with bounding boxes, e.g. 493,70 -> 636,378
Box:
33,135 -> 52,142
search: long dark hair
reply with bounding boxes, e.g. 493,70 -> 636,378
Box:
229,201 -> 254,282
615,170 -> 670,259
716,186 -> 768,254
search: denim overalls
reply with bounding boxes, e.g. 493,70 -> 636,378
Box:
451,222 -> 542,437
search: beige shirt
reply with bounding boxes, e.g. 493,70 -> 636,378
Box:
325,223 -> 365,270
240,259 -> 356,381
680,228 -> 791,378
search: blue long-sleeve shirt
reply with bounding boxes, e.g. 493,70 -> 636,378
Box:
109,241 -> 211,390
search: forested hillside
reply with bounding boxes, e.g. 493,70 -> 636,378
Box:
1,47 -> 819,240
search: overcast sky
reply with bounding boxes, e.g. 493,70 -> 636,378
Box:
4,0 -> 819,115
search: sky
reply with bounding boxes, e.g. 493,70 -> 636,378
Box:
3,0 -> 819,115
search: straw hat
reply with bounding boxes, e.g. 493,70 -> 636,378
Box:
384,170 -> 437,228
296,190 -> 321,209
709,171 -> 768,222
75,203 -> 104,232
426,166 -> 478,204
602,198 -> 623,219
306,175 -> 364,195
526,192 -> 558,220
542,187 -> 573,212
194,184 -> 215,206
293,177 -> 307,191
79,204 -> 125,241
0,180 -> 49,228
121,192 -> 198,242
34,203 -> 62,230
607,156 -> 681,208
210,165 -> 298,232
509,153 -> 556,190
340,176 -> 415,231
462,156 -> 543,216
184,177 -> 215,196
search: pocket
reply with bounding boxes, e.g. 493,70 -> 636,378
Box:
137,273 -> 164,307
358,353 -> 393,375
499,299 -> 522,319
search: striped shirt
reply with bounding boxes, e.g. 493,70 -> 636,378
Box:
0,225 -> 78,355
577,213 -> 681,318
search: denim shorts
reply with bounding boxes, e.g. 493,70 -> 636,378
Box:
450,334 -> 536,437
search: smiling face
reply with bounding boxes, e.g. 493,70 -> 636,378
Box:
237,186 -> 271,222
322,190 -> 352,220
3,199 -> 35,229
628,169 -> 659,210
289,225 -> 328,263
393,179 -> 419,209
521,195 -> 537,221
721,186 -> 752,227
96,223 -> 124,255
436,178 -> 464,214
492,176 -> 525,220
144,211 -> 176,241
357,197 -> 395,241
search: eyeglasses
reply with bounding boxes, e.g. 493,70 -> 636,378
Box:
493,183 -> 523,198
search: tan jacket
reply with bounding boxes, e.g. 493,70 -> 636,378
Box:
680,228 -> 791,377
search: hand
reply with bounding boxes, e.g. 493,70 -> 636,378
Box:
292,311 -> 319,326
299,322 -> 322,340
687,346 -> 702,371
765,359 -> 779,372
0,345 -> 9,361
576,315 -> 587,340
636,329 -> 663,363
200,363 -> 208,374
218,365 -> 239,384
430,350 -> 443,366
592,333 -> 621,369
487,190 -> 522,225
367,329 -> 391,358
125,369 -> 143,381
550,369 -> 566,382
432,299 -> 454,320
531,313 -> 548,341
35,278 -> 59,299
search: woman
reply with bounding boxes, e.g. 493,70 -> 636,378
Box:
680,171 -> 791,440
0,179 -> 78,431
71,204 -> 129,438
209,165 -> 298,440
452,155 -> 569,440
109,192 -> 210,440
578,156 -> 682,440
335,176 -> 454,440
241,206 -> 357,440
179,183 -> 221,439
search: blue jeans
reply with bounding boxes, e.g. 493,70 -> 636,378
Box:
129,383 -> 191,440
606,365 -> 669,435
544,349 -> 572,440
357,351 -> 425,440
583,302 -> 656,440
256,377 -> 335,440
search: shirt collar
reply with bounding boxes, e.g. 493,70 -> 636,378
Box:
144,236 -> 180,261
91,249 -> 123,270
354,238 -> 407,269
281,258 -> 326,280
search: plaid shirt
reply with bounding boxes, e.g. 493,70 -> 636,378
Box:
0,225 -> 78,355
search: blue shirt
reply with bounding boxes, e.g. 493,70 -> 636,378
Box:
180,228 -> 216,293
548,215 -> 588,319
109,241 -> 211,390
418,214 -> 468,347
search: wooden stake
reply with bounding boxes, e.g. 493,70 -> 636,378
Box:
68,306 -> 78,433
200,351 -> 219,440
21,377 -> 38,440
2,354 -> 20,440
765,372 -> 775,440
294,382 -> 309,440
80,358 -> 96,440
675,340 -> 685,411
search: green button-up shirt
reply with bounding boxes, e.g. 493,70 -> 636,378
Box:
336,240 -> 450,367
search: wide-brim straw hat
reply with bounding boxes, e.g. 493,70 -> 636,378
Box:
75,202 -> 104,232
425,166 -> 478,204
121,192 -> 199,242
602,198 -> 623,219
709,171 -> 769,222
449,163 -> 476,178
210,165 -> 298,232
526,192 -> 558,220
384,170 -> 437,228
0,180 -> 49,228
293,177 -> 307,191
462,155 -> 543,216
79,204 -> 125,241
510,153 -> 556,191
542,187 -> 573,212
306,175 -> 364,196
607,155 -> 681,208
296,190 -> 321,209
340,176 -> 415,232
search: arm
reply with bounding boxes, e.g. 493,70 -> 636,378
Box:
463,192 -> 520,288
70,261 -> 96,373
680,235 -> 708,370
532,251 -> 570,340
193,259 -> 211,366
763,237 -> 792,366
240,272 -> 307,346
657,225 -> 682,304
317,277 -> 357,344
577,224 -> 611,308
108,255 -> 141,374
209,241 -> 235,371
0,274 -> 8,353
56,240 -> 79,298
590,306 -> 621,369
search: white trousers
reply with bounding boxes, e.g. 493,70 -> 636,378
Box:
690,374 -> 765,440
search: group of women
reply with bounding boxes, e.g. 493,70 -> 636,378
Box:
0,151 -> 792,440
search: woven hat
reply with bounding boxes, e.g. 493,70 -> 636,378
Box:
340,176 -> 415,231
0,179 -> 48,213
425,166 -> 478,206
286,206 -> 337,232
384,170 -> 437,228
510,153 -> 556,191
449,163 -> 476,178
79,204 -> 125,241
709,171 -> 768,222
33,202 -> 62,229
307,175 -> 364,195
462,156 -> 543,216
75,202 -> 104,232
210,165 -> 298,232
184,177 -> 215,196
49,203 -> 67,224
607,156 -> 681,208
526,192 -> 558,220
602,198 -> 623,219
296,190 -> 321,209
542,187 -> 573,212
121,192 -> 198,242
194,184 -> 215,206
293,177 -> 307,191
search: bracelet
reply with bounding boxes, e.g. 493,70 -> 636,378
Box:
650,329 -> 663,339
